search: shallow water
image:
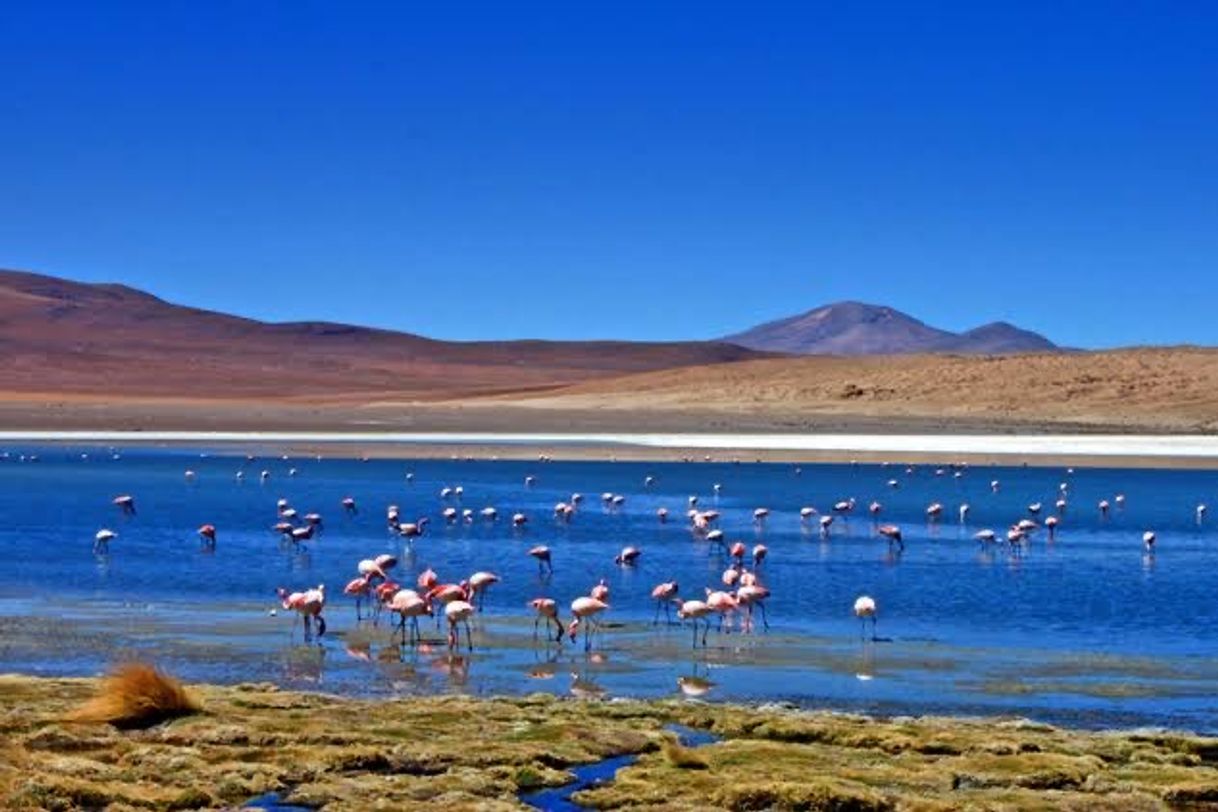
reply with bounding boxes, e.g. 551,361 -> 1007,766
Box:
3,446 -> 1218,731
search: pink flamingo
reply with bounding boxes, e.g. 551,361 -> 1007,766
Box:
615,546 -> 641,566
590,578 -> 610,602
445,600 -> 476,651
853,595 -> 877,639
752,544 -> 768,567
277,584 -> 326,639
388,589 -> 432,645
736,583 -> 770,631
568,596 -> 609,652
877,524 -> 904,550
528,597 -> 564,641
705,589 -> 739,633
342,497 -> 357,514
417,567 -> 438,592
729,542 -> 746,564
528,545 -> 553,575
343,573 -> 374,620
113,494 -> 136,515
651,581 -> 679,624
197,524 -> 217,548
468,571 -> 500,611
677,599 -> 713,647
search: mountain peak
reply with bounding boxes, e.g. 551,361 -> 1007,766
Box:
724,304 -> 1056,355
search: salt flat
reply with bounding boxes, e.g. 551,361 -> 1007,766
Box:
3,430 -> 1218,459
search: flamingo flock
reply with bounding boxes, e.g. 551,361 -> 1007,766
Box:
77,452 -> 1191,666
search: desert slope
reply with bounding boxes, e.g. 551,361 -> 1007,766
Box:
490,348 -> 1218,432
0,269 -> 766,398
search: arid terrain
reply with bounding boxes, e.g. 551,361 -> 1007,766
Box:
2,269 -> 1217,438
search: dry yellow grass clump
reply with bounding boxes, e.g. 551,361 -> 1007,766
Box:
67,663 -> 199,730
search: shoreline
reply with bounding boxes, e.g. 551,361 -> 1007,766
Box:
4,672 -> 1218,810
5,429 -> 1218,468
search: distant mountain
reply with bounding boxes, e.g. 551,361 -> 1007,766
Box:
936,321 -> 1058,354
0,269 -> 768,399
723,302 -> 1057,355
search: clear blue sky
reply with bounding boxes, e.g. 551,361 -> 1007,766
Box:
1,2 -> 1215,347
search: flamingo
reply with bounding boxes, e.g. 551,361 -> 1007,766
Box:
388,589 -> 432,645
468,571 -> 500,611
357,558 -> 389,581
343,573 -> 374,620
445,600 -> 475,651
1143,531 -> 1156,551
752,544 -> 768,567
1044,515 -> 1059,540
651,581 -> 679,624
869,501 -> 883,517
736,584 -> 770,631
342,497 -> 357,514
512,513 -> 528,527
528,597 -> 564,641
1198,504 -> 1208,523
853,595 -> 877,640
417,567 -> 439,592
528,545 -> 553,575
819,515 -> 834,538
975,528 -> 996,543
113,495 -> 136,515
799,506 -> 818,520
277,584 -> 327,639
728,541 -> 746,563
1099,499 -> 1111,517
614,546 -> 641,566
753,507 -> 770,523
590,578 -> 610,602
926,503 -> 943,521
705,589 -> 738,632
94,528 -> 117,554
656,507 -> 669,523
676,599 -> 713,647
722,565 -> 741,587
524,475 -> 536,486
877,524 -> 903,550
197,524 -> 216,548
568,596 -> 609,651
1028,502 -> 1042,515
959,504 -> 970,524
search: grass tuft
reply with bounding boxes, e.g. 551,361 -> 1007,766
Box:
66,663 -> 199,730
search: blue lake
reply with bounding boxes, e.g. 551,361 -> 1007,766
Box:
3,445 -> 1217,732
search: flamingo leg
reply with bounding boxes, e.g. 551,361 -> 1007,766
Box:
701,618 -> 709,647
553,616 -> 564,642
653,601 -> 661,626
464,619 -> 473,651
758,601 -> 769,631
691,619 -> 697,648
315,614 -> 326,638
533,615 -> 540,639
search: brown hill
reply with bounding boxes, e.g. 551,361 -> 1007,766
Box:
493,348 -> 1218,432
0,269 -> 767,399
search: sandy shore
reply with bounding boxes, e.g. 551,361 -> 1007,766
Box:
5,672 -> 1218,810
